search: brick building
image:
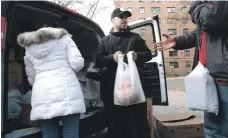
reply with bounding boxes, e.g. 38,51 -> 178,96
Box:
114,0 -> 196,76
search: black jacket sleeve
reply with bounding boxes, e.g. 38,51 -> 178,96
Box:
95,38 -> 116,69
189,1 -> 228,34
174,28 -> 197,50
133,34 -> 152,66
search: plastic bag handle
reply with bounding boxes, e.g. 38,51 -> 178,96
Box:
127,51 -> 133,62
118,53 -> 124,63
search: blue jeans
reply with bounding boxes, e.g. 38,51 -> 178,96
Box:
39,114 -> 80,138
204,85 -> 228,138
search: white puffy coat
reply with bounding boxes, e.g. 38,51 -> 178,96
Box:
17,27 -> 86,121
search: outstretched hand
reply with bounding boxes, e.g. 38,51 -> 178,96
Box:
153,34 -> 176,51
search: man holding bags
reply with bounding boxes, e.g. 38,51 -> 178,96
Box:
96,8 -> 152,138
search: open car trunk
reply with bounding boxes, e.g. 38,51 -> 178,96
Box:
2,1 -> 107,138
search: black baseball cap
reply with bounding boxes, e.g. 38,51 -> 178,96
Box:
111,8 -> 132,19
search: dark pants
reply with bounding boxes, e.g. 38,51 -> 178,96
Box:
104,101 -> 151,138
204,85 -> 228,138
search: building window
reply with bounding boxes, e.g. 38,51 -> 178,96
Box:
167,7 -> 176,13
185,61 -> 191,68
169,51 -> 178,57
168,29 -> 177,35
139,7 -> 145,13
139,0 -> 144,2
182,7 -> 189,12
184,50 -> 190,56
169,62 -> 179,68
151,7 -> 160,13
127,7 -> 132,12
183,28 -> 188,35
167,18 -> 177,24
140,29 -> 146,36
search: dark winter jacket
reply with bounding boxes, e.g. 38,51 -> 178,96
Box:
96,28 -> 152,103
189,1 -> 228,81
174,27 -> 202,70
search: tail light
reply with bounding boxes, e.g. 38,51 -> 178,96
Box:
65,8 -> 77,14
1,16 -> 6,52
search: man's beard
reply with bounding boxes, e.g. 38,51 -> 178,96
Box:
119,26 -> 129,32
113,23 -> 128,32
118,25 -> 127,30
121,23 -> 128,28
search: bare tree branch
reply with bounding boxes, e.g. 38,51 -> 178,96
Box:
47,0 -> 107,19
86,0 -> 96,17
48,0 -> 83,7
167,1 -> 192,28
89,0 -> 100,19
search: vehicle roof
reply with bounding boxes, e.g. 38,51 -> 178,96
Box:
2,1 -> 105,37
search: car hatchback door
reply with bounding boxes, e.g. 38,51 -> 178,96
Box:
128,15 -> 168,106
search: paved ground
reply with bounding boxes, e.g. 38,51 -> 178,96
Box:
153,91 -> 203,118
166,77 -> 186,92
153,77 -> 204,119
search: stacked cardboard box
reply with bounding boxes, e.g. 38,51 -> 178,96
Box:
154,113 -> 204,138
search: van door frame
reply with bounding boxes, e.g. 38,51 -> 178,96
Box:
128,15 -> 168,105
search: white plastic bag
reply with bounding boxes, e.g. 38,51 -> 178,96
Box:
84,63 -> 100,100
84,62 -> 103,107
185,62 -> 219,114
85,79 -> 100,100
114,52 -> 146,106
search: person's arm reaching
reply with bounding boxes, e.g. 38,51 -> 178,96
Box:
24,54 -> 35,86
174,28 -> 197,50
189,1 -> 228,34
154,28 -> 197,51
66,35 -> 84,72
95,38 -> 117,69
134,34 -> 152,64
125,34 -> 152,67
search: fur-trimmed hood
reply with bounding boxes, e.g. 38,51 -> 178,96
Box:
17,27 -> 70,58
17,27 -> 69,47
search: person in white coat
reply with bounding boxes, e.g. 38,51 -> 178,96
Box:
17,27 -> 85,138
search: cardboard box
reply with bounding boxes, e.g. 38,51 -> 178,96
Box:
154,113 -> 204,138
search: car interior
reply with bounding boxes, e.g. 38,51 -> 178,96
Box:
4,2 -> 107,137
